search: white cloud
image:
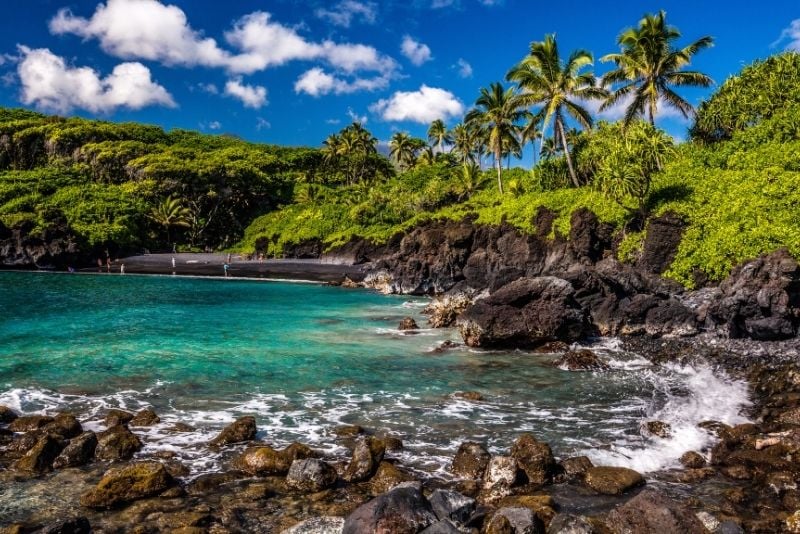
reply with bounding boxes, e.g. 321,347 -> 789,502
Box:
49,0 -> 397,85
49,0 -> 231,68
401,36 -> 432,66
208,121 -> 222,130
294,67 -> 390,96
17,46 -> 175,114
776,19 -> 800,51
455,58 -> 473,78
315,0 -> 377,27
370,85 -> 464,124
256,117 -> 271,130
347,107 -> 368,124
224,78 -> 267,108
197,82 -> 218,94
325,118 -> 341,125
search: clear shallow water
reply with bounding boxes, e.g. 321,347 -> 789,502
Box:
0,271 -> 750,477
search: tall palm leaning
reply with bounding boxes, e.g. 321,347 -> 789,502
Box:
601,10 -> 713,126
507,34 -> 607,187
150,195 -> 191,246
427,119 -> 452,154
465,82 -> 529,194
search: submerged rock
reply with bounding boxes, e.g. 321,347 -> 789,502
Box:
53,431 -> 97,469
80,462 -> 173,509
210,415 -> 257,446
605,489 -> 707,533
583,466 -> 644,495
399,317 -> 419,330
552,350 -> 609,371
334,424 -> 365,438
286,458 -> 338,492
458,277 -> 589,349
453,391 -> 484,401
95,425 -> 142,461
644,420 -> 672,438
343,484 -> 437,534
130,408 -> 160,427
511,434 -> 556,486
451,441 -> 491,480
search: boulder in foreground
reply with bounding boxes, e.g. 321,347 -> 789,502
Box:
583,466 -> 644,495
80,462 -> 173,509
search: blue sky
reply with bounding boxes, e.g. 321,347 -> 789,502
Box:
1,0 -> 798,156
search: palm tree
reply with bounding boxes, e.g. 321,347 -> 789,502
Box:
601,10 -> 713,126
458,162 -> 488,200
389,132 -> 425,170
520,118 -> 542,168
450,123 -> 476,165
427,119 -> 452,154
465,82 -> 528,194
540,137 -> 560,160
507,34 -> 607,187
417,146 -> 436,167
150,195 -> 191,245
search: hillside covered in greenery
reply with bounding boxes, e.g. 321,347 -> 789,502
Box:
1,11 -> 799,288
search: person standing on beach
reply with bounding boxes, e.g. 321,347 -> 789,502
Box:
120,264 -> 125,274
171,257 -> 176,269
223,262 -> 230,277
97,258 -> 102,272
106,256 -> 112,272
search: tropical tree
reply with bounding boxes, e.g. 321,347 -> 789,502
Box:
507,34 -> 607,187
520,118 -> 543,168
428,119 -> 453,154
601,10 -> 713,127
465,82 -> 529,194
457,162 -> 488,200
150,195 -> 191,245
417,146 -> 436,167
450,123 -> 477,164
389,132 -> 425,170
540,137 -> 560,160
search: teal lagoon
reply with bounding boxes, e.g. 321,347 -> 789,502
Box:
0,271 -> 750,476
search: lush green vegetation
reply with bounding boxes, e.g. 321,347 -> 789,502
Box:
2,11 -> 798,287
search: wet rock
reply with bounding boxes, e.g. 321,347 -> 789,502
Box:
105,409 -> 134,428
451,441 -> 491,479
458,277 -> 590,349
334,424 -> 365,438
38,516 -> 92,534
6,429 -> 45,453
429,489 -> 476,524
284,517 -> 346,534
706,248 -> 800,340
546,514 -> 595,534
95,425 -> 142,461
44,413 -> 82,439
583,466 -> 644,495
53,431 -> 97,469
80,461 -> 173,509
787,510 -> 800,533
13,434 -> 64,473
675,467 -> 716,483
0,405 -> 18,424
431,340 -> 460,353
485,507 -> 544,534
286,458 -> 338,492
170,422 -> 195,432
511,434 -> 556,486
399,317 -> 419,330
233,442 -> 316,476
480,456 -> 518,503
342,484 -> 437,534
130,408 -> 160,427
343,436 -> 385,482
644,420 -> 672,438
420,520 -> 461,534
559,456 -> 593,479
454,391 -> 484,401
605,489 -> 708,533
424,294 -> 472,328
382,435 -> 404,451
498,496 -> 557,527
210,416 -> 257,446
8,414 -> 54,432
552,350 -> 609,371
638,212 -> 686,275
680,451 -> 706,469
371,461 -> 415,494
186,472 -> 242,495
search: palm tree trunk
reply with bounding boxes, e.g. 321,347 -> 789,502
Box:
495,148 -> 504,194
557,117 -> 580,188
649,96 -> 657,127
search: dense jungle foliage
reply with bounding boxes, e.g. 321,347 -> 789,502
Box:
1,10 -> 798,287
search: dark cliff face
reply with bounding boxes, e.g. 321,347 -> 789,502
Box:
0,221 -> 83,270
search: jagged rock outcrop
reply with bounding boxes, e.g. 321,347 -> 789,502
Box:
0,220 -> 82,269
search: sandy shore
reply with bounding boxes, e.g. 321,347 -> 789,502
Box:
87,253 -> 366,283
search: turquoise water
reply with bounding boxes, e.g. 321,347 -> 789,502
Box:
0,271 -> 750,476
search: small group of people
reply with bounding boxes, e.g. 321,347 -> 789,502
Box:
95,256 -> 126,274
